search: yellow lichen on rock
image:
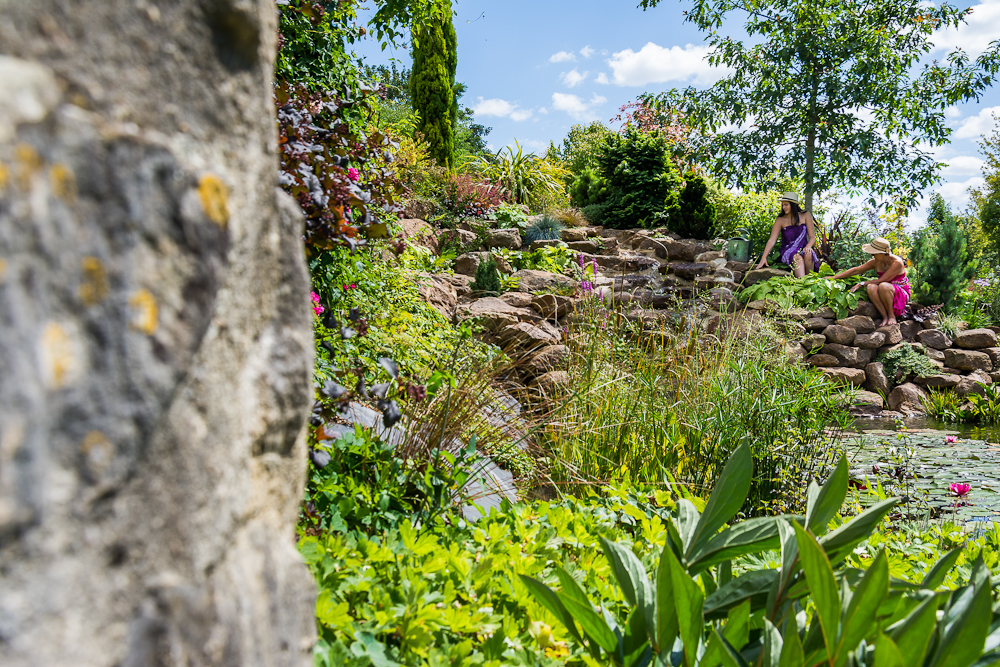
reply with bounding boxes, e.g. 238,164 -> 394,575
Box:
40,322 -> 76,389
128,288 -> 158,334
0,257 -> 7,284
198,173 -> 229,227
49,163 -> 77,203
0,163 -> 9,191
78,256 -> 108,305
15,143 -> 41,190
80,431 -> 114,476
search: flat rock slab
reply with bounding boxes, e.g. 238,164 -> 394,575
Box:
954,328 -> 999,350
836,315 -> 876,334
820,367 -> 867,386
944,348 -> 993,372
916,329 -> 952,350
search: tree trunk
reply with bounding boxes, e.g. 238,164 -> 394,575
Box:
804,76 -> 820,212
0,2 -> 316,665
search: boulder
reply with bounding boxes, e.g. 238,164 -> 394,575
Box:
888,383 -> 928,412
983,347 -> 1000,368
777,320 -> 808,338
822,344 -> 862,367
786,308 -> 811,322
670,262 -> 712,280
805,317 -> 834,332
597,237 -> 620,254
705,287 -> 739,313
956,371 -> 993,397
0,14 -> 316,666
485,227 -> 522,250
822,325 -> 856,345
399,218 -> 439,252
854,331 -> 886,349
664,239 -> 712,261
916,329 -> 952,350
914,374 -> 962,388
523,345 -> 570,375
440,227 -> 480,251
864,362 -> 891,395
414,273 -> 458,318
836,315 -> 876,334
638,236 -> 670,258
695,250 -> 726,263
801,333 -> 827,352
531,370 -> 572,396
944,349 -> 993,372
532,293 -> 578,319
852,390 -> 886,409
853,301 -> 880,320
925,347 -> 946,362
820,367 -> 867,386
748,299 -> 780,311
743,268 -> 791,286
455,297 -> 531,332
954,328 -> 998,349
566,239 -> 601,254
807,354 -> 840,368
899,320 -> 922,341
404,198 -> 437,220
560,228 -> 588,242
510,269 -> 577,293
497,321 -> 560,352
455,252 -> 489,276
812,306 -> 837,319
582,226 -> 605,238
499,292 -> 535,308
876,323 -> 903,345
440,273 -> 474,297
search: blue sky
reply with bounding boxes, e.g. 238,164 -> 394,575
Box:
354,0 -> 1000,220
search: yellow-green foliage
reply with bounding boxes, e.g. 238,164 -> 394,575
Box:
410,2 -> 457,169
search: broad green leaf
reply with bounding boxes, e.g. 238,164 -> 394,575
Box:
793,523 -> 840,655
922,548 -> 961,590
600,538 -> 656,641
779,621 -> 805,667
704,569 -> 779,619
715,626 -> 751,667
518,575 -> 585,646
718,560 -> 733,588
837,550 -> 889,659
656,541 -> 679,654
676,499 -> 700,555
665,544 -> 705,665
762,619 -> 783,667
820,497 -> 897,564
887,595 -> 939,666
929,577 -> 992,667
623,608 -> 651,667
555,567 -> 593,608
805,455 -> 848,537
875,634 -> 907,667
687,442 -> 752,558
723,599 -> 751,650
559,595 -> 619,655
688,517 -> 781,574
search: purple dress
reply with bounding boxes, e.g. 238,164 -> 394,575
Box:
779,222 -> 819,272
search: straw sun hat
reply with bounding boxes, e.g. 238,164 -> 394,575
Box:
862,237 -> 892,255
778,192 -> 799,204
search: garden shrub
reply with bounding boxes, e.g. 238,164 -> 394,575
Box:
410,1 -> 457,169
523,216 -> 564,245
910,195 -> 976,310
493,202 -> 529,229
568,167 -> 606,208
594,129 -> 681,229
551,207 -> 588,228
878,344 -> 940,387
581,202 -> 608,226
738,264 -> 866,319
668,170 -> 716,239
470,255 -> 502,295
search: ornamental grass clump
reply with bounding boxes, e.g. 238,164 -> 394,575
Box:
523,215 -> 564,245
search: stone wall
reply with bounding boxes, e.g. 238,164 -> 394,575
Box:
0,2 -> 316,665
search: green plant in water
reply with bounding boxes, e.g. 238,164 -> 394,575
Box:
522,444 -> 1000,667
878,344 -> 940,388
523,215 -> 564,245
923,388 -> 967,422
470,255 -> 502,295
738,264 -> 867,319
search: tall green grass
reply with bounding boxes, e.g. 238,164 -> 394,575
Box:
536,297 -> 849,515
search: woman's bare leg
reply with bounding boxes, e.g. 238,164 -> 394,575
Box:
879,283 -> 898,325
803,251 -> 815,273
867,283 -> 888,326
792,254 -> 805,278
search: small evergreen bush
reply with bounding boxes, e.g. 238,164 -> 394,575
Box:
878,344 -> 940,387
470,255 -> 501,295
910,195 -> 975,310
668,170 -> 717,239
581,202 -> 608,225
523,215 -> 564,245
569,167 -> 606,207
594,129 -> 681,229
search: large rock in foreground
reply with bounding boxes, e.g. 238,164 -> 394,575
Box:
0,6 -> 315,666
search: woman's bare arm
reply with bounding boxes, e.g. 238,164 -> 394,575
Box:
755,220 -> 782,269
804,213 -> 816,252
830,258 -> 876,280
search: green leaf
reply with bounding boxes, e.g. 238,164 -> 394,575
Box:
723,599 -> 751,650
805,455 -> 848,537
928,576 -> 993,667
704,569 -> 779,619
518,575 -> 585,646
837,550 -> 889,657
559,594 -> 620,655
762,619 -> 784,667
887,595 -> 939,666
875,634 -> 907,667
922,548 -> 964,590
687,443 -> 753,558
656,541 -> 679,654
676,499 -> 700,555
779,621 -> 805,667
600,537 -> 656,641
792,523 -> 840,656
715,625 -> 751,667
665,544 -> 705,664
688,517 -> 781,573
820,497 -> 897,564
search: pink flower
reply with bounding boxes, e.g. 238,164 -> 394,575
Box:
347,167 -> 359,182
310,291 -> 324,315
945,435 -> 958,444
950,483 -> 971,498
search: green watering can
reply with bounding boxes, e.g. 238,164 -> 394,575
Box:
727,228 -> 752,263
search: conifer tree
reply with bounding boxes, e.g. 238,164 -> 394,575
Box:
410,3 -> 457,169
911,194 -> 973,310
669,170 -> 717,239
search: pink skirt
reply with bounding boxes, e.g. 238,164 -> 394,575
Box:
878,272 -> 910,316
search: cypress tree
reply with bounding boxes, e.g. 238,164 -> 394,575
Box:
410,4 -> 457,169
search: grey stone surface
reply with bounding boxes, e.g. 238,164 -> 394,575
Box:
954,328 -> 998,350
807,354 -> 840,367
854,332 -> 886,349
485,227 -> 522,250
804,317 -> 834,332
510,269 -> 577,292
820,367 -> 866,386
864,362 -> 890,395
836,315 -> 876,334
888,383 -> 928,413
0,5 -> 316,665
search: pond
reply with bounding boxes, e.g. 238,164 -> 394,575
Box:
842,417 -> 1000,527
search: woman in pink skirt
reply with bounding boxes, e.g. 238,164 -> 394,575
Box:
827,237 -> 910,326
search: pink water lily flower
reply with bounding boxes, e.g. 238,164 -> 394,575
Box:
945,435 -> 958,444
950,483 -> 971,498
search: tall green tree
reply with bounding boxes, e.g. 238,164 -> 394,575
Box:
910,194 -> 974,309
410,2 -> 457,169
971,112 -> 1000,261
595,130 -> 681,229
640,0 -> 1000,212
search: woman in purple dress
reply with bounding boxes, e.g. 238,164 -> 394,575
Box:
753,192 -> 819,278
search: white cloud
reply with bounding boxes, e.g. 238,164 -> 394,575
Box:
605,42 -> 729,86
933,0 -> 1000,56
517,139 -> 550,152
551,92 -> 607,122
549,50 -> 576,63
936,176 -> 985,208
953,106 -> 1000,139
560,68 -> 589,87
945,105 -> 962,119
595,72 -> 610,85
942,155 -> 985,176
538,107 -> 549,114
580,45 -> 596,59
472,97 -> 532,122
